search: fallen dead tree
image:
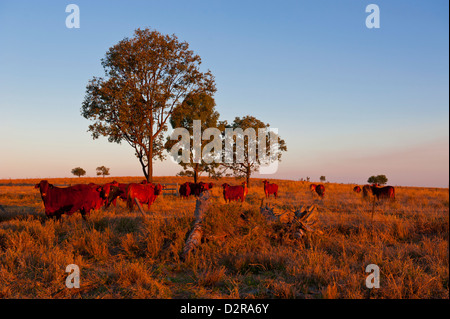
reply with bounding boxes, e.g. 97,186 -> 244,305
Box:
180,193 -> 322,261
181,191 -> 211,261
260,199 -> 322,239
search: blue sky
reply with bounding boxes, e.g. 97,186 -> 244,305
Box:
0,0 -> 448,187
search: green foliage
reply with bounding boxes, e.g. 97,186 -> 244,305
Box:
81,28 -> 216,181
166,93 -> 225,182
367,174 -> 388,185
71,167 -> 86,177
96,166 -> 110,177
320,176 -> 326,182
221,116 -> 287,186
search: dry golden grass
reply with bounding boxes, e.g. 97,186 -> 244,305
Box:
0,176 -> 448,299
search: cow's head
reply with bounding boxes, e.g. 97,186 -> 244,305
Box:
35,180 -> 51,197
154,184 -> 163,195
105,186 -> 124,207
221,183 -> 229,189
262,180 -> 268,185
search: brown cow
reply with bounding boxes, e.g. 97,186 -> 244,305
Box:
370,185 -> 395,200
310,184 -> 317,192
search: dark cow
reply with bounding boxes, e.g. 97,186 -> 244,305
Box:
222,182 -> 247,203
179,182 -> 191,199
35,180 -> 106,220
87,180 -> 121,208
262,180 -> 278,199
186,182 -> 214,197
370,185 -> 395,200
353,186 -> 362,193
315,184 -> 325,198
126,183 -> 163,211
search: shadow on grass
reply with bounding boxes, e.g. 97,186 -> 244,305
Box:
0,204 -> 45,223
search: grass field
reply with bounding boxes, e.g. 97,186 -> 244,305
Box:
0,176 -> 448,299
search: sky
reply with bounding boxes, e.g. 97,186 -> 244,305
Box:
0,0 -> 448,187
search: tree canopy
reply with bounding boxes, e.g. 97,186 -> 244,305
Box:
368,175 -> 388,185
71,167 -> 86,178
81,28 -> 216,182
166,92 -> 225,183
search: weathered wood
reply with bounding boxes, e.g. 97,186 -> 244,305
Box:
181,191 -> 210,261
260,199 -> 321,238
134,198 -> 147,218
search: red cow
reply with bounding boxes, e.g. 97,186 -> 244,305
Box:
199,182 -> 214,192
262,180 -> 278,199
370,185 -> 395,200
315,184 -> 325,198
87,181 -> 120,208
35,180 -> 106,220
222,182 -> 247,203
110,180 -> 148,207
310,184 -> 317,192
127,183 -> 163,211
179,182 -> 191,199
353,186 -> 362,193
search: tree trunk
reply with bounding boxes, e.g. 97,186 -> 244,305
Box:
194,163 -> 199,184
148,160 -> 153,183
246,164 -> 251,187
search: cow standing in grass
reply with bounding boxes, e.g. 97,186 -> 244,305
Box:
262,180 -> 278,199
35,180 -> 107,220
222,182 -> 247,203
179,182 -> 191,199
370,185 -> 395,201
315,184 -> 325,198
126,183 -> 163,211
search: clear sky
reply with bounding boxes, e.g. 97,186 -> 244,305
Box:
0,0 -> 448,187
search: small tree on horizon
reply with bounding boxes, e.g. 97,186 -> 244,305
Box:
71,167 -> 86,178
96,166 -> 110,178
320,176 -> 326,183
368,174 -> 388,185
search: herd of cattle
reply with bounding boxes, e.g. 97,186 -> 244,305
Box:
33,179 -> 395,220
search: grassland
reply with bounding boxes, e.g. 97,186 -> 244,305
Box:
0,177 -> 448,299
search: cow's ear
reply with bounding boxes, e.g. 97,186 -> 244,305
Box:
49,184 -> 54,189
35,184 -> 39,188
